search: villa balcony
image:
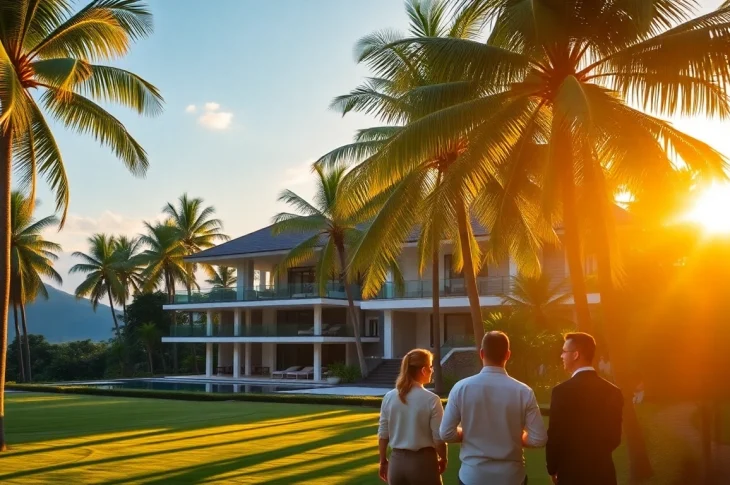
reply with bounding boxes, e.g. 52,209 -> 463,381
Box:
172,283 -> 361,305
169,322 -> 363,339
374,276 -> 513,299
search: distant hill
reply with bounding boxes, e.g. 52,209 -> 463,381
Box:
10,286 -> 114,343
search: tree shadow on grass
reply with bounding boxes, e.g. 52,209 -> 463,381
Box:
0,416 -> 376,482
102,423 -> 379,485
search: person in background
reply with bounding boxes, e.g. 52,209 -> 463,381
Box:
440,331 -> 547,485
378,348 -> 447,485
546,332 -> 624,485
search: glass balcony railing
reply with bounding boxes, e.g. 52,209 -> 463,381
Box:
374,277 -> 512,299
172,283 -> 361,304
168,322 -> 360,338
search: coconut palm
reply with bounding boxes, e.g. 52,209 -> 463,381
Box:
10,191 -> 62,382
359,1 -> 730,475
137,222 -> 188,304
111,235 -> 145,322
321,0 -> 553,390
71,234 -> 124,337
206,266 -> 236,289
0,0 -> 162,450
272,164 -> 397,378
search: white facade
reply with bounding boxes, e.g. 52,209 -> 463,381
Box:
162,239 -> 598,381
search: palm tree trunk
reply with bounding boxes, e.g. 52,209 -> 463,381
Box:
336,243 -> 368,378
431,249 -> 444,395
107,289 -> 120,338
0,129 -> 15,451
20,301 -> 31,382
454,200 -> 484,347
146,345 -> 154,374
558,132 -> 593,332
584,167 -> 653,480
12,302 -> 24,383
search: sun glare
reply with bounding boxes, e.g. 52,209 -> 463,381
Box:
685,182 -> 730,234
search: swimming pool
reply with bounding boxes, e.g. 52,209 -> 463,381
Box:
74,379 -> 320,394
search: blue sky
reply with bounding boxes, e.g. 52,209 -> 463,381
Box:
35,0 -> 728,292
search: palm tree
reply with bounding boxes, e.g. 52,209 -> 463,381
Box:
322,0 -> 552,390
359,2 -> 730,476
138,222 -> 188,304
71,234 -> 124,338
501,273 -> 574,331
112,236 -> 145,323
272,164 -> 390,378
137,322 -> 160,374
206,266 -> 236,289
0,0 -> 162,451
10,191 -> 62,383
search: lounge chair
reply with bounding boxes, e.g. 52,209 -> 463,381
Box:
287,366 -> 314,379
297,326 -> 314,336
323,325 -> 342,336
272,366 -> 302,379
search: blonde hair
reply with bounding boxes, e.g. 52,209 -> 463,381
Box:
396,348 -> 433,404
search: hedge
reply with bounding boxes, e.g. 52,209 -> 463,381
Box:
6,383 -> 550,415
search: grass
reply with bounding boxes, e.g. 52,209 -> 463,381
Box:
1,393 -> 701,484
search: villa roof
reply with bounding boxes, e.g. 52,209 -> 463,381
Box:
187,205 -> 631,262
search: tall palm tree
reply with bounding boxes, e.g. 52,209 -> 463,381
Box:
137,322 -> 159,374
138,222 -> 188,305
322,0 -> 553,390
272,164 -> 394,378
0,0 -> 162,451
359,1 -> 730,476
70,234 -> 123,338
10,191 -> 62,382
206,266 -> 236,289
111,235 -> 145,322
163,193 -> 229,298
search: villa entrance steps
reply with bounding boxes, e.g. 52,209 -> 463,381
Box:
357,359 -> 402,388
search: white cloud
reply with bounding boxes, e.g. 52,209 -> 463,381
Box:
185,104 -> 197,113
186,101 -> 233,130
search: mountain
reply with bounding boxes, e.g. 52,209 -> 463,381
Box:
10,286 -> 114,343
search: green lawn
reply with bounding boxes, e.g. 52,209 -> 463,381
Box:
1,393 -> 698,484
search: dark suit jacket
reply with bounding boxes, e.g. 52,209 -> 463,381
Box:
546,370 -> 623,485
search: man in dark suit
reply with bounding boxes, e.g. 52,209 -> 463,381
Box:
546,332 -> 623,485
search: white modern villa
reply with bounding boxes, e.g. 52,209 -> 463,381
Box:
161,218 -> 609,383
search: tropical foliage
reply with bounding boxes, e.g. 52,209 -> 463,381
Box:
0,0 -> 163,451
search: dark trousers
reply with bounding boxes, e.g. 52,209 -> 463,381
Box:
459,478 -> 527,485
389,448 -> 441,485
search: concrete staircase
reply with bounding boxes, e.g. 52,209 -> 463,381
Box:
358,359 -> 401,388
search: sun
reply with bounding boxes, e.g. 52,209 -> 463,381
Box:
685,182 -> 730,234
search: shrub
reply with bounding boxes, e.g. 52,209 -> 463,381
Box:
328,362 -> 361,383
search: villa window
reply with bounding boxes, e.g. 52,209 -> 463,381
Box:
364,317 -> 379,337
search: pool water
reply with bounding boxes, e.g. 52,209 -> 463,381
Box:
78,380 -> 318,394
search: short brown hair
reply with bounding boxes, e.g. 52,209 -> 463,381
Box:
481,331 -> 510,363
564,332 -> 596,363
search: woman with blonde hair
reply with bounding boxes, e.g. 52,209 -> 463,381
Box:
377,348 -> 447,484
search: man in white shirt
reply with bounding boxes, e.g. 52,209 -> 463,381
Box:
440,331 -> 547,485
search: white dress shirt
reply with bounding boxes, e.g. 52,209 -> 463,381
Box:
440,366 -> 547,485
378,384 -> 444,450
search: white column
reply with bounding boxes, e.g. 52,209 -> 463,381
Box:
206,310 -> 213,336
244,343 -> 252,375
233,343 -> 241,378
234,309 -> 241,336
314,305 -> 322,335
383,310 -> 394,359
508,256 -> 518,277
205,383 -> 212,393
314,343 -> 322,381
205,342 -> 213,377
236,263 -> 245,300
